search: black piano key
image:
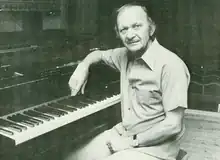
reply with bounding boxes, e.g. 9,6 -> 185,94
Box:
69,95 -> 86,101
48,103 -> 76,112
79,99 -> 96,106
85,93 -> 111,104
7,115 -> 35,128
16,114 -> 43,125
84,91 -> 111,103
23,110 -> 52,121
10,114 -> 37,127
34,106 -> 62,117
30,110 -> 55,120
8,124 -> 23,132
46,106 -> 68,115
84,92 -> 106,101
0,120 -> 23,133
65,100 -> 87,108
0,118 -> 27,131
27,116 -> 43,124
7,116 -> 35,128
56,101 -> 79,110
0,125 -> 21,133
87,95 -> 102,101
41,106 -> 67,116
0,127 -> 14,135
59,97 -> 88,109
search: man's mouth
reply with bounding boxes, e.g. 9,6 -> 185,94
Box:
127,41 -> 140,45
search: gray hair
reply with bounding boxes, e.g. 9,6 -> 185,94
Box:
113,2 -> 156,39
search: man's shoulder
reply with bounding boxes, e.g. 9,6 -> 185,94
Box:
158,45 -> 186,67
111,47 -> 128,55
106,47 -> 128,60
156,45 -> 190,77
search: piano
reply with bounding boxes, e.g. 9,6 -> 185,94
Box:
0,86 -> 120,146
0,44 -> 121,160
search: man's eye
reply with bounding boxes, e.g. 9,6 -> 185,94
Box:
133,24 -> 141,29
120,28 -> 127,34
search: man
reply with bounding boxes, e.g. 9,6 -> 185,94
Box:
67,2 -> 190,160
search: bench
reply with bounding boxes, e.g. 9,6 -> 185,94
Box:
177,109 -> 220,160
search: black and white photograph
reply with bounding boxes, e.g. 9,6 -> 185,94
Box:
0,0 -> 219,160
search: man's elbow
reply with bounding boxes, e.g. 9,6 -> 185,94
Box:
163,118 -> 183,136
170,123 -> 182,136
165,107 -> 185,136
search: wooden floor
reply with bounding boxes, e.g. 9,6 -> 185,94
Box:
179,109 -> 220,160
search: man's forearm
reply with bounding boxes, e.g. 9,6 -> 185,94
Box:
136,120 -> 182,147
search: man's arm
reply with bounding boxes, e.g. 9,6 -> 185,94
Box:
68,50 -> 103,95
106,107 -> 185,153
68,48 -> 124,95
136,107 -> 185,147
80,50 -> 103,68
136,61 -> 190,147
82,47 -> 126,70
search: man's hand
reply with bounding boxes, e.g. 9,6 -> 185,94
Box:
106,135 -> 133,153
68,62 -> 89,96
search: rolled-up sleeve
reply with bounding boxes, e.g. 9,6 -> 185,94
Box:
161,62 -> 190,112
101,47 -> 127,71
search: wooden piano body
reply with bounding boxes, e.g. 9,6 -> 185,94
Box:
0,41 -> 220,160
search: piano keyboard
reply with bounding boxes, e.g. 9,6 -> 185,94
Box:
0,93 -> 121,146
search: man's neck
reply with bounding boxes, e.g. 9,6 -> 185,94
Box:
129,39 -> 153,60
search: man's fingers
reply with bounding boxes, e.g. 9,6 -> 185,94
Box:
81,80 -> 88,94
69,79 -> 87,96
70,88 -> 79,96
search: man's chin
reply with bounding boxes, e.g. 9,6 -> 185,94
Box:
126,46 -> 142,53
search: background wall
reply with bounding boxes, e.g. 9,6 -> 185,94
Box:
0,0 -> 220,111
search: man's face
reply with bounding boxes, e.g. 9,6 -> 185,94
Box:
117,6 -> 154,54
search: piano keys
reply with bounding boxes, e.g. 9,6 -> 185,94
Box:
0,80 -> 120,146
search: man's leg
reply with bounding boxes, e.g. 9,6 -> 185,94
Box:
102,150 -> 163,160
63,129 -> 115,160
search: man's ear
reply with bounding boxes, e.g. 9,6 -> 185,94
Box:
114,26 -> 120,39
149,23 -> 156,36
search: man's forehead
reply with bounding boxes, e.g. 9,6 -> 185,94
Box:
117,6 -> 147,20
117,6 -> 148,25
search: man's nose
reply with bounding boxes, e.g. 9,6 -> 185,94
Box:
126,29 -> 135,39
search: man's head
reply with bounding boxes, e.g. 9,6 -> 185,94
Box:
114,3 -> 156,55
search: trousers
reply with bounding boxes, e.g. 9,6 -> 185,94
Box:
64,127 -> 162,160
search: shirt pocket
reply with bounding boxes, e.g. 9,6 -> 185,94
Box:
136,89 -> 161,106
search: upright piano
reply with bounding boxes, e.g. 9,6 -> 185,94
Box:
0,43 -> 121,160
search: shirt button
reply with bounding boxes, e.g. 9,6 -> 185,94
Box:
128,108 -> 131,110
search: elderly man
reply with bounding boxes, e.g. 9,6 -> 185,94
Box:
67,2 -> 190,160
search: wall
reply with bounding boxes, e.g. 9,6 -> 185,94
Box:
170,0 -> 220,73
164,0 -> 220,111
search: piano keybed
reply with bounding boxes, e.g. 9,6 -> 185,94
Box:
0,89 -> 120,146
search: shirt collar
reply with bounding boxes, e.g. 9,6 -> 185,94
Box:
140,38 -> 160,70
